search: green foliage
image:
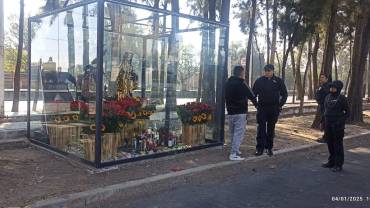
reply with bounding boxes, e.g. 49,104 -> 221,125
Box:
278,0 -> 329,45
4,47 -> 27,72
177,45 -> 199,90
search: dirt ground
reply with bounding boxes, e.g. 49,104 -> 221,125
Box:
1,114 -> 370,207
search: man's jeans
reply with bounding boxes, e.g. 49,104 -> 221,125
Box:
229,114 -> 247,155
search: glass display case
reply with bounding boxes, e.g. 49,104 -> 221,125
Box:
28,0 -> 229,167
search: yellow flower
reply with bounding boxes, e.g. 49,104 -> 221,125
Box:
192,116 -> 197,123
72,114 -> 79,120
201,113 -> 207,119
63,115 -> 70,122
54,116 -> 62,123
118,122 -> 124,128
90,124 -> 97,131
128,112 -> 136,119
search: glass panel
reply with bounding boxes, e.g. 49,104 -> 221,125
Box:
30,3 -> 98,162
101,2 -> 226,162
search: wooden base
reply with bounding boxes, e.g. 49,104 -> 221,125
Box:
182,124 -> 206,146
81,133 -> 120,161
47,124 -> 79,150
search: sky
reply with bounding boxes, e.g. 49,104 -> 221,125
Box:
4,0 -> 247,42
3,0 -> 263,69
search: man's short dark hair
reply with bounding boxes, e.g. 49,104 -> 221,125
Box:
264,64 -> 274,71
233,65 -> 245,76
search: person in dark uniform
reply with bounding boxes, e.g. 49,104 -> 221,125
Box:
315,74 -> 331,143
252,64 -> 288,156
321,80 -> 349,172
225,65 -> 257,160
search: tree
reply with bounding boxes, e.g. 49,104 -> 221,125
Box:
201,0 -> 216,106
320,0 -> 340,77
229,41 -> 246,65
11,0 -> 24,112
0,0 -> 4,115
312,32 -> 319,93
348,1 -> 370,122
299,36 -> 312,114
236,0 -> 257,85
270,0 -> 278,64
65,10 -> 75,75
265,0 -> 270,63
164,0 -> 179,132
177,46 -> 199,91
151,0 -> 160,99
159,0 -> 169,101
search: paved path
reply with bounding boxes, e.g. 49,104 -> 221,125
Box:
100,137 -> 370,208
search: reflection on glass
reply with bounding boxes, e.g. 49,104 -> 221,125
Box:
29,1 -> 227,164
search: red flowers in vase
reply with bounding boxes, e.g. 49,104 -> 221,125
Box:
177,102 -> 213,125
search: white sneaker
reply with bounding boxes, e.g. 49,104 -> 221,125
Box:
237,150 -> 242,155
229,154 -> 245,161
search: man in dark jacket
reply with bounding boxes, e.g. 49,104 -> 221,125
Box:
225,65 -> 257,161
322,80 -> 349,172
252,64 -> 288,156
315,74 -> 331,143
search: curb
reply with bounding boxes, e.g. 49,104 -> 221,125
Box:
27,130 -> 370,208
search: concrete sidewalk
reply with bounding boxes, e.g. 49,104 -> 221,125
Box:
29,131 -> 370,208
1,114 -> 370,207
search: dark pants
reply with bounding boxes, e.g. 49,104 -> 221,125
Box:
319,105 -> 327,140
256,106 -> 280,151
324,120 -> 345,167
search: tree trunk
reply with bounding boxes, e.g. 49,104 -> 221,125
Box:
82,5 -> 89,66
367,50 -> 370,101
312,32 -> 319,92
320,0 -> 339,78
202,0 -> 216,106
345,40 -> 353,95
12,0 -> 24,112
308,63 -> 314,99
159,0 -> 168,101
0,0 -> 4,115
299,37 -> 312,115
270,0 -> 277,64
295,44 -> 304,99
245,0 -> 257,85
334,49 -> 338,80
66,11 -> 75,75
348,8 -> 370,122
281,21 -> 301,82
164,0 -> 179,132
266,0 -> 270,63
291,48 -> 296,103
151,0 -> 160,99
197,1 -> 209,101
32,59 -> 42,111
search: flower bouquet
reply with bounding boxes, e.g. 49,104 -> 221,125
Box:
70,100 -> 89,120
177,102 -> 212,146
176,102 -> 212,125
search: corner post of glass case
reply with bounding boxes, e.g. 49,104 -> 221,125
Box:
27,18 -> 32,139
95,0 -> 105,168
218,0 -> 231,143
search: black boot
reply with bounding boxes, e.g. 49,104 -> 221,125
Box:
331,166 -> 342,172
267,149 -> 273,156
255,149 -> 263,156
321,162 -> 334,168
